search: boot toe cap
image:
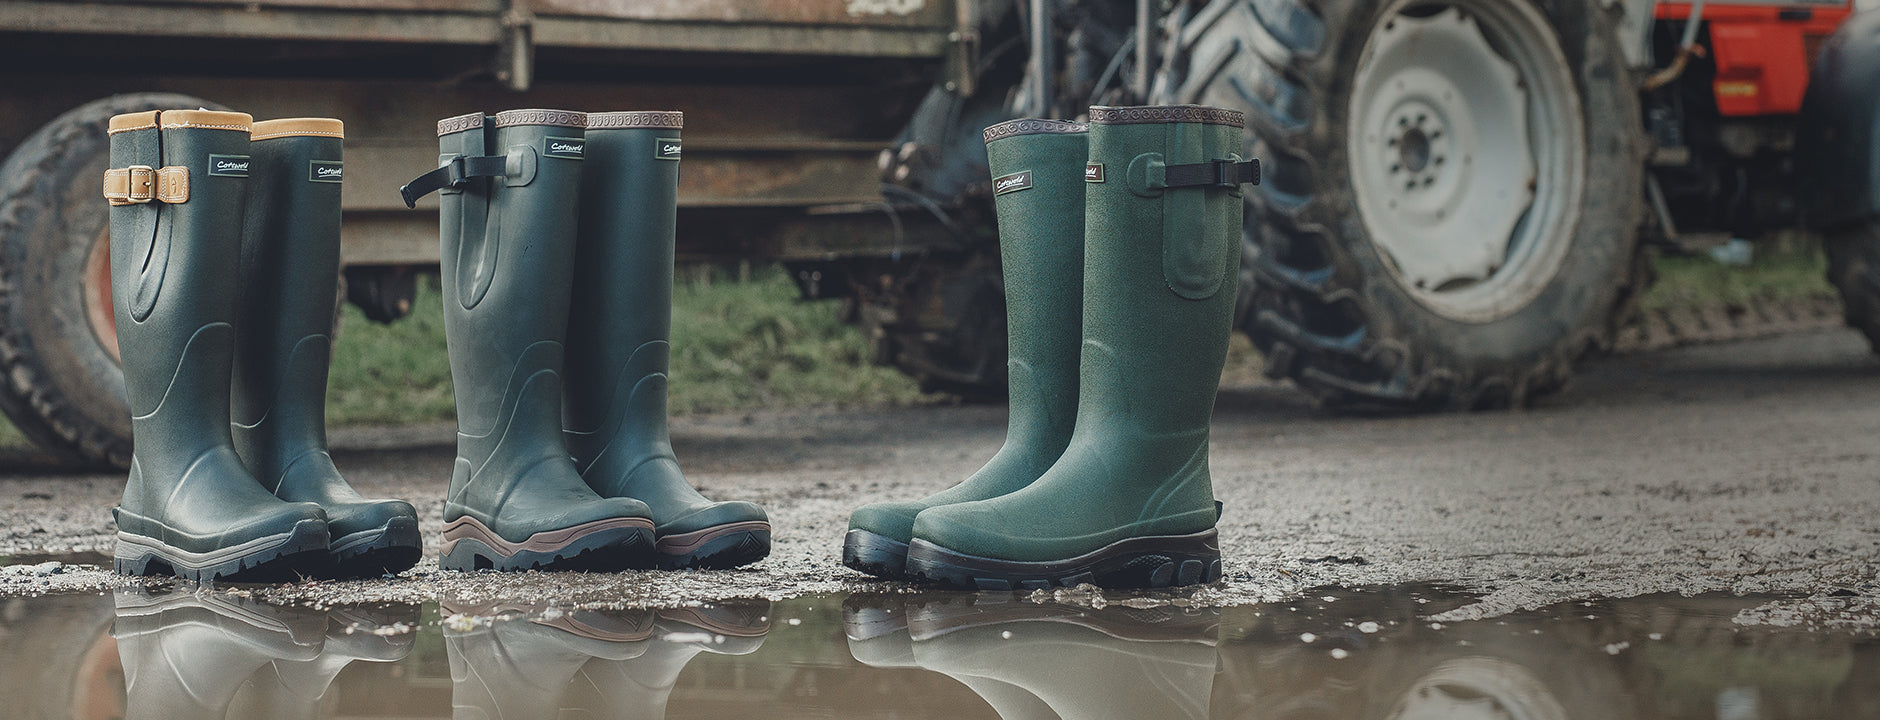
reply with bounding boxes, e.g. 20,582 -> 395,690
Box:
324,498 -> 419,540
657,500 -> 767,537
847,501 -> 924,544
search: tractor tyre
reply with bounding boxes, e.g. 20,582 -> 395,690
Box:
1825,219 -> 1880,354
0,93 -> 223,469
1186,0 -> 1649,410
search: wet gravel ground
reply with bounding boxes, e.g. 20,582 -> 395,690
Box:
1,328 -> 1876,628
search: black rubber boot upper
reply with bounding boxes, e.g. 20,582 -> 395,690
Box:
233,118 -> 420,578
108,109 -> 329,582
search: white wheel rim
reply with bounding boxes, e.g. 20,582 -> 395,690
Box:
1387,657 -> 1571,720
1348,0 -> 1586,323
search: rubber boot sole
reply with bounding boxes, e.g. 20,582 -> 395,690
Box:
331,516 -> 424,578
114,517 -> 329,583
904,529 -> 1223,591
656,521 -> 771,570
440,516 -> 655,572
841,529 -> 910,579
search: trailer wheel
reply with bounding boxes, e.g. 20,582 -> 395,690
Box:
1825,220 -> 1880,354
1187,0 -> 1647,410
0,93 -> 222,468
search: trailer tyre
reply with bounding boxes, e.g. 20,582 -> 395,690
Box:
1825,220 -> 1880,354
1189,0 -> 1646,410
0,93 -> 222,468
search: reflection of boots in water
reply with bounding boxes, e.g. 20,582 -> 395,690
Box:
227,605 -> 421,719
444,600 -> 656,720
844,596 -> 1060,720
112,589 -> 326,720
906,596 -> 1220,720
563,601 -> 771,718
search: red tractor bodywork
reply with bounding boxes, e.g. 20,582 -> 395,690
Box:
1655,1 -> 1856,116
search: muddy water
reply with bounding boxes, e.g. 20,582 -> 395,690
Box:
1,582 -> 1874,720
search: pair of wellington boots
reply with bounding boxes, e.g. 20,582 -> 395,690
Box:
444,599 -> 768,718
106,110 -> 421,582
844,594 -> 1219,720
845,105 -> 1257,589
114,590 -> 415,720
400,109 -> 769,572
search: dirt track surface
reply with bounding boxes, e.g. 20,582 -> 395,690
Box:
1,329 -> 1876,626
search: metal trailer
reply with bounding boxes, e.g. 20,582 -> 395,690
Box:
0,0 -> 982,467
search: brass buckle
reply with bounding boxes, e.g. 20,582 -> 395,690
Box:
123,165 -> 156,204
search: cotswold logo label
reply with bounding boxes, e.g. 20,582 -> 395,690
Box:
309,160 -> 344,184
1085,163 -> 1105,183
544,136 -> 585,159
993,170 -> 1032,195
656,138 -> 682,161
207,154 -> 249,178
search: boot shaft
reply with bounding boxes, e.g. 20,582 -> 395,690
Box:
564,111 -> 683,463
982,118 -> 1087,453
107,109 -> 254,469
232,118 -> 345,485
1080,106 -> 1247,435
435,109 -> 587,443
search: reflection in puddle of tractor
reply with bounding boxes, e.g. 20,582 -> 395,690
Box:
0,585 -> 1874,719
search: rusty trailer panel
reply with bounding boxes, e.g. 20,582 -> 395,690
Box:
0,1 -> 958,266
0,0 -> 953,57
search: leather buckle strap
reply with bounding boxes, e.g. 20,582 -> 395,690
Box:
1162,158 -> 1261,188
399,155 -> 509,208
103,165 -> 190,205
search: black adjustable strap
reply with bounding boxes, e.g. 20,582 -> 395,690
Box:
1163,158 -> 1261,189
399,155 -> 509,208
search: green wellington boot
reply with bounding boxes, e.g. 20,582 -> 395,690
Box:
403,109 -> 656,571
844,118 -> 1088,578
234,118 -> 421,578
905,105 -> 1258,590
566,111 -> 770,569
106,109 -> 330,582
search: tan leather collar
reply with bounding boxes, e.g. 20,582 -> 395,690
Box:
252,117 -> 343,140
158,109 -> 253,132
107,111 -> 160,135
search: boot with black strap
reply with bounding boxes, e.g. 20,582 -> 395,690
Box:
401,109 -> 657,571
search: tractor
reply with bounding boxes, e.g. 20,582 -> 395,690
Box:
859,0 -> 1880,410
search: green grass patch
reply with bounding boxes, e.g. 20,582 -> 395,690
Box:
323,265 -> 927,426
666,265 -> 929,414
325,276 -> 458,426
1640,241 -> 1837,313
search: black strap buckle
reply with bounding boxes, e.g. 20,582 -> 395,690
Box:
399,155 -> 509,208
1163,158 -> 1261,189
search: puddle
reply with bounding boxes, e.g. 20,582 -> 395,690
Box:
2,584 -> 1875,720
